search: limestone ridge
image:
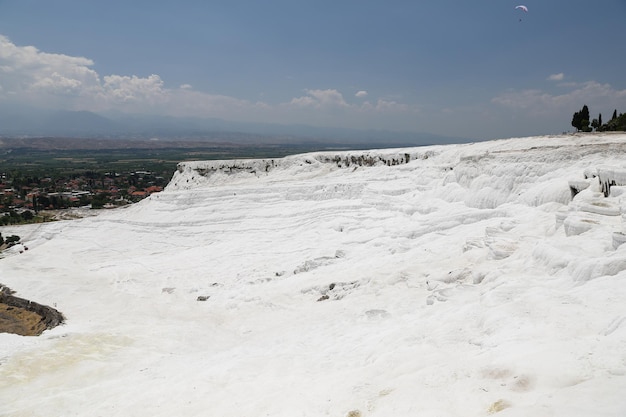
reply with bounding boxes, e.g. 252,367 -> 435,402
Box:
170,148 -> 438,190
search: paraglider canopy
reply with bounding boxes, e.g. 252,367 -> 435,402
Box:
515,5 -> 528,21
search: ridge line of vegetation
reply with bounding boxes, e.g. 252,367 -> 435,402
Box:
571,105 -> 626,132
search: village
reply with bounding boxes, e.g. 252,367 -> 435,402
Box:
0,169 -> 166,225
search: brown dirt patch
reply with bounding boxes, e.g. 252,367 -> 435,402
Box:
0,302 -> 48,336
0,285 -> 65,336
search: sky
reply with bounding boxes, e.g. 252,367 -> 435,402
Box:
2,133 -> 626,416
1,0 -> 626,140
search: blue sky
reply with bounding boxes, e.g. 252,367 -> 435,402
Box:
1,0 -> 625,140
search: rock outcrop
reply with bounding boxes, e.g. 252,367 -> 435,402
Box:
0,285 -> 65,336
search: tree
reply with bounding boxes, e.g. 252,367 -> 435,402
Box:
594,113 -> 603,131
571,111 -> 583,131
612,109 -> 618,120
614,113 -> 626,130
572,105 -> 591,131
90,192 -> 110,209
603,111 -> 626,131
591,118 -> 600,131
580,105 -> 590,122
37,195 -> 51,209
21,210 -> 34,221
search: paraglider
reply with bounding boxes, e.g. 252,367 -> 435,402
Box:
515,5 -> 528,21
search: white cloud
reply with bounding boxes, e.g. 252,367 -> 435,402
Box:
0,35 -> 294,117
492,81 -> 626,112
374,99 -> 409,112
289,95 -> 318,108
548,73 -> 564,81
0,35 -> 93,105
32,72 -> 83,94
165,88 -> 261,118
0,35 -> 420,131
289,89 -> 349,109
0,34 -> 100,102
0,35 -> 257,115
0,35 -> 95,71
102,74 -> 166,103
358,98 -> 412,113
287,89 -> 413,114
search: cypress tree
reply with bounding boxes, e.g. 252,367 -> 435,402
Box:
572,105 -> 591,131
581,105 -> 590,122
571,111 -> 582,131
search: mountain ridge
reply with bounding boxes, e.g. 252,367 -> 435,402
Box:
0,106 -> 473,147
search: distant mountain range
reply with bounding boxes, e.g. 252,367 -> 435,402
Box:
0,104 -> 474,148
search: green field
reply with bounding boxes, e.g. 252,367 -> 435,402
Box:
0,144 -> 327,179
